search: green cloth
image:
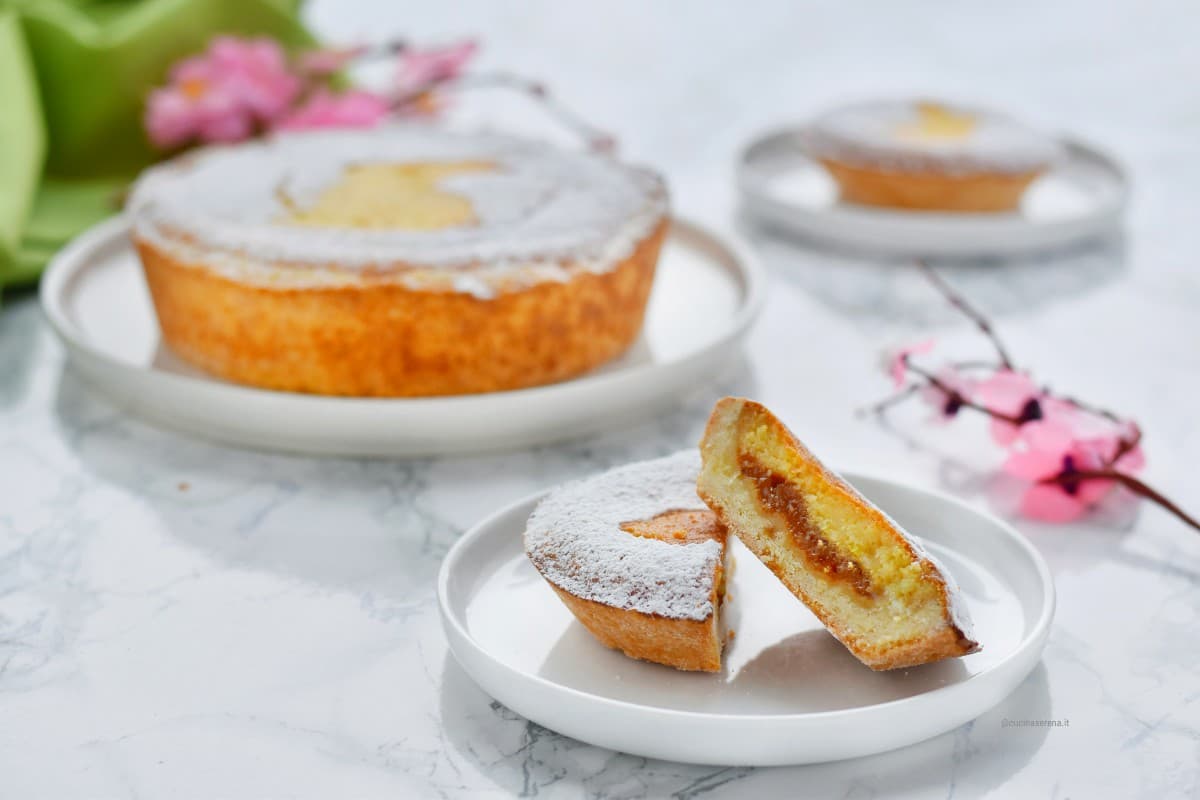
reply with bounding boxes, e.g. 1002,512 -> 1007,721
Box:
0,0 -> 314,295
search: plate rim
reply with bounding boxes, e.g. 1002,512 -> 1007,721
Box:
438,469 -> 1055,726
737,125 -> 1129,255
39,214 -> 766,413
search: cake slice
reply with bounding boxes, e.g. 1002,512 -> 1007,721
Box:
697,397 -> 979,670
525,452 -> 728,672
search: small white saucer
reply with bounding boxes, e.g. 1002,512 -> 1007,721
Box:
739,128 -> 1127,257
40,216 -> 762,457
438,472 -> 1054,766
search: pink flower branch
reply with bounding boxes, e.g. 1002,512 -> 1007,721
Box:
1045,469 -> 1200,531
902,360 -> 1025,425
145,35 -> 617,154
867,265 -> 1198,533
917,262 -> 1015,369
393,72 -> 619,154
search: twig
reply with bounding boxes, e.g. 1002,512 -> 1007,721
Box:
1056,392 -> 1127,426
396,72 -> 617,153
904,362 -> 1024,424
948,359 -> 1008,372
1107,424 -> 1142,468
918,262 -> 1015,369
360,41 -> 410,60
857,384 -> 921,417
1047,470 -> 1200,532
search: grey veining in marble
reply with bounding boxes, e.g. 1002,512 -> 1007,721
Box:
2,1 -> 1199,797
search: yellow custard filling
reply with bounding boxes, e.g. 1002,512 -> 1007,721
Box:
281,160 -> 495,231
895,102 -> 977,142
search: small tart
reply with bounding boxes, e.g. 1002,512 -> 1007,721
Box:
805,99 -> 1062,211
525,451 -> 727,672
697,398 -> 979,671
129,126 -> 668,396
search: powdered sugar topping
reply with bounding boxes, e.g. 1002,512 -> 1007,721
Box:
525,451 -> 721,621
128,126 -> 667,297
805,99 -> 1063,174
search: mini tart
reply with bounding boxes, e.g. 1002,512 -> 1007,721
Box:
525,451 -> 727,672
805,100 -> 1062,212
128,127 -> 669,397
697,398 -> 979,671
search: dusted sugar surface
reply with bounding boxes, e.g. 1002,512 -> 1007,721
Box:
127,125 -> 667,294
525,451 -> 721,621
805,99 -> 1064,174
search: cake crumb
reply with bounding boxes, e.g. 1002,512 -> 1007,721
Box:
178,482 -> 190,492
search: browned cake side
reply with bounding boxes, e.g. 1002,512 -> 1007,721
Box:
136,221 -> 665,397
820,158 -> 1042,212
549,587 -> 724,673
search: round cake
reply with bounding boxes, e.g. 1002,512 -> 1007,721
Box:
524,451 -> 728,672
805,99 -> 1062,212
128,126 -> 669,396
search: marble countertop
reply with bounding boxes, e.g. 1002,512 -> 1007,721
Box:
3,1 -> 1198,797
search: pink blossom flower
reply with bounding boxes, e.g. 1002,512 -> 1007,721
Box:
146,58 -> 246,148
919,366 -> 976,421
976,369 -> 1045,445
396,39 -> 478,95
145,36 -> 301,149
145,87 -> 207,148
1003,415 -> 1145,522
277,89 -> 390,131
208,36 -> 300,122
887,339 -> 935,388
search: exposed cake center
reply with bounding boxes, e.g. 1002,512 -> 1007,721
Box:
280,160 -> 495,230
895,102 -> 976,142
736,452 -> 875,598
619,509 -> 724,545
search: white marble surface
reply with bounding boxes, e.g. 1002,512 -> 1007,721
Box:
3,1 -> 1199,797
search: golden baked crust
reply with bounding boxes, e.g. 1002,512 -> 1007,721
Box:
548,584 -> 723,673
135,222 -> 665,397
698,397 -> 978,671
532,505 -> 726,673
821,158 -> 1042,212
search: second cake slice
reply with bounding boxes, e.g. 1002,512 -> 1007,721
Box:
697,397 -> 979,670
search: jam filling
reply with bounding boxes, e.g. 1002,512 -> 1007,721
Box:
737,453 -> 875,598
619,509 -> 724,545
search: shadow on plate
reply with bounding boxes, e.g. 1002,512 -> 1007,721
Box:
739,213 -> 1127,327
438,652 -> 1053,796
727,630 -> 970,711
531,620 -> 971,716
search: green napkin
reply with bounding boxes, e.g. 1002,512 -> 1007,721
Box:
0,0 -> 314,296
0,8 -> 44,294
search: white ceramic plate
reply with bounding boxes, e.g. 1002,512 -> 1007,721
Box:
439,472 -> 1054,766
739,128 -> 1127,257
40,216 -> 762,456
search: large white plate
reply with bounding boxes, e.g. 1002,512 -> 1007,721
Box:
739,128 -> 1127,257
40,216 -> 762,456
438,472 -> 1054,766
